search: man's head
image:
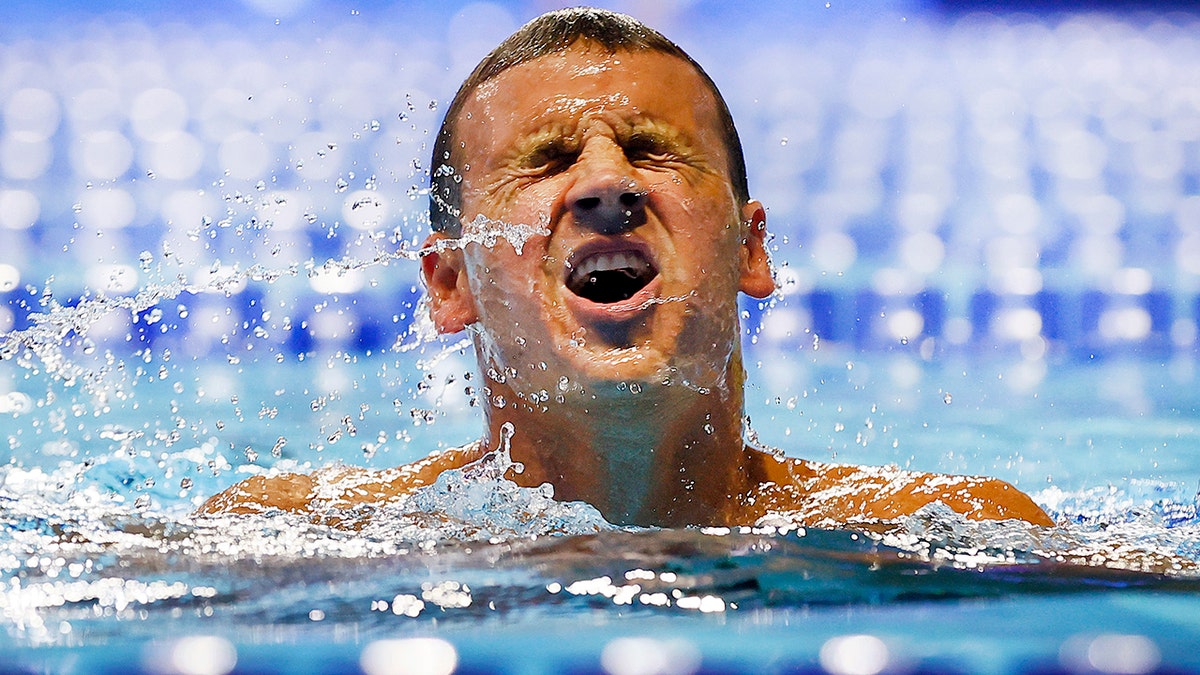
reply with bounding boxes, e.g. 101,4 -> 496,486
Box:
429,7 -> 750,236
420,7 -> 773,404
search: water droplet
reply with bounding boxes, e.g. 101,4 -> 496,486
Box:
334,178 -> 349,193
943,392 -> 953,405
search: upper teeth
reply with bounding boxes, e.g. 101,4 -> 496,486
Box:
569,251 -> 651,284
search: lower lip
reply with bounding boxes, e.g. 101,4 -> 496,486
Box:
564,275 -> 664,326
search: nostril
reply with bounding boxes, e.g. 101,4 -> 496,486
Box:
619,192 -> 643,208
577,196 -> 601,211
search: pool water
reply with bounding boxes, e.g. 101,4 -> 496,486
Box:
2,344 -> 1200,674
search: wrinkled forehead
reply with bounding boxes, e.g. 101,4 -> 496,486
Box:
454,45 -> 727,167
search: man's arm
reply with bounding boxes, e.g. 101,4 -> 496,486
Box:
197,444 -> 485,519
751,453 -> 1054,527
199,472 -> 318,515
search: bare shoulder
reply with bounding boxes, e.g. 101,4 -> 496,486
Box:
197,443 -> 485,518
747,450 -> 1053,527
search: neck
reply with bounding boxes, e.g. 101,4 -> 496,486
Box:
476,354 -> 752,527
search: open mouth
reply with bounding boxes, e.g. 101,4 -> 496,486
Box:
565,249 -> 659,304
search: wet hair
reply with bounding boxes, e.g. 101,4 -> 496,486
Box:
428,7 -> 750,235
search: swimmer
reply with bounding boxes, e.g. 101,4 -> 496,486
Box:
202,8 -> 1053,529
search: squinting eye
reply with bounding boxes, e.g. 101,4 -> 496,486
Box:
625,138 -> 673,162
521,144 -> 574,173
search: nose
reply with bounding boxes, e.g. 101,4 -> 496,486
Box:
566,146 -> 647,235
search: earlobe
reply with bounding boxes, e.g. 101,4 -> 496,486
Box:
738,200 -> 775,299
420,233 -> 478,334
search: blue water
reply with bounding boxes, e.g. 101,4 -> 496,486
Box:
2,346 -> 1200,674
3,3 -> 1200,673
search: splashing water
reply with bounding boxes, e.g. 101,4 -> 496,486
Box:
454,214 -> 551,256
363,424 -> 612,542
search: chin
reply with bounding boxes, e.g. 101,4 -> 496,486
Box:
560,321 -> 739,396
569,341 -> 674,385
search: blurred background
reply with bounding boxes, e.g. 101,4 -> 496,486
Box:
1,0 -> 1199,362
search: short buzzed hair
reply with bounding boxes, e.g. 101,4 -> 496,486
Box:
428,7 -> 750,235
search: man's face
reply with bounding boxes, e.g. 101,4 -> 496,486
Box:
428,44 -> 771,399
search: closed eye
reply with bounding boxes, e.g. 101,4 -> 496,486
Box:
624,133 -> 682,164
518,140 -> 576,174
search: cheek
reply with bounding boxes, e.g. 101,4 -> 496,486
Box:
467,177 -> 566,225
650,187 -> 742,272
464,246 -> 547,310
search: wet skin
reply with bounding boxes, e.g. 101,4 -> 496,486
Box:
202,44 -> 1053,529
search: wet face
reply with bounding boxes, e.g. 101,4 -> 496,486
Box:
423,44 -> 772,400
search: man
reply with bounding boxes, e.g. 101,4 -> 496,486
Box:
202,8 -> 1053,529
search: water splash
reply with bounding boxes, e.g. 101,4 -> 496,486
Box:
445,214 -> 550,256
363,425 -> 613,543
872,492 -> 1200,576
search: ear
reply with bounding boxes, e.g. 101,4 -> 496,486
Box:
738,200 -> 775,299
420,232 -> 478,334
